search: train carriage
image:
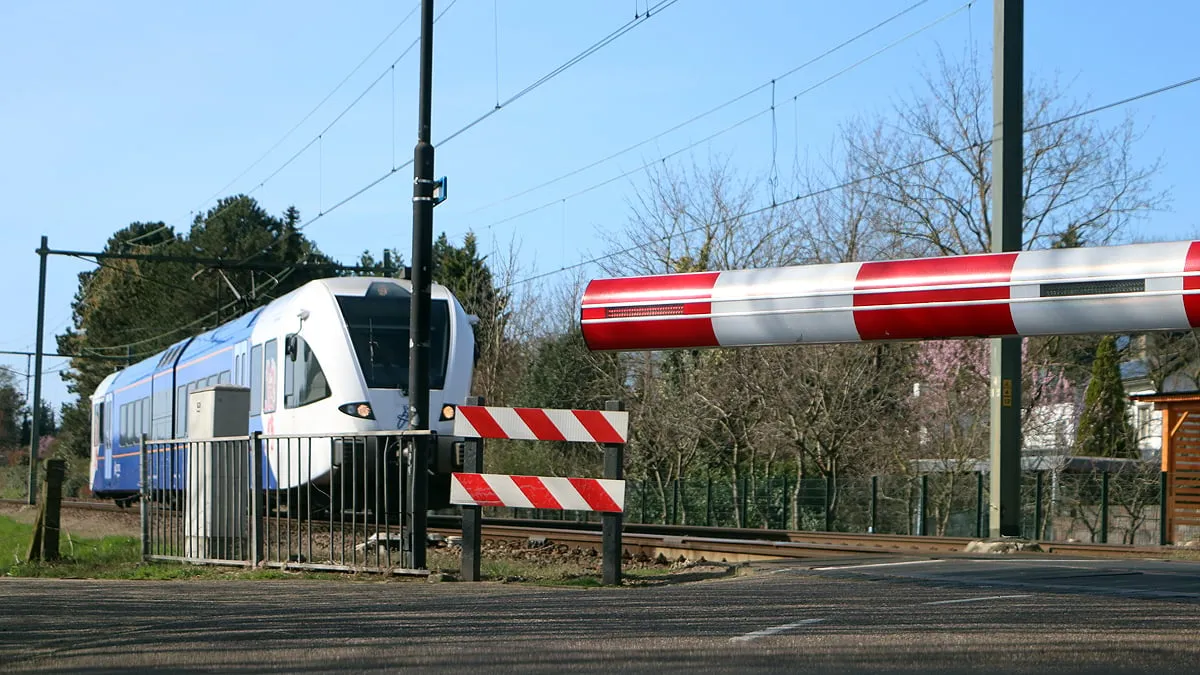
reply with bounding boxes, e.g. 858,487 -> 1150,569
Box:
88,276 -> 475,504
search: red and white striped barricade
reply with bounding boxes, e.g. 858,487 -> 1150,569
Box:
450,473 -> 625,513
579,240 -> 1200,351
450,403 -> 630,585
452,405 -> 628,444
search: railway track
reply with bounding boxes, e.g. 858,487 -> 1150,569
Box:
5,498 -> 1184,563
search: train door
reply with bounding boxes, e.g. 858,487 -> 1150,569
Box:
233,341 -> 248,388
249,342 -> 264,433
103,393 -> 115,486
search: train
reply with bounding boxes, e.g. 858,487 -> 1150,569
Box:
581,240 -> 1200,351
88,276 -> 476,505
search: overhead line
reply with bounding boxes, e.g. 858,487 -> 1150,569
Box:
468,0 -> 971,239
504,72 -> 1200,290
158,1 -> 454,247
186,2 -> 424,223
457,0 -> 934,218
236,0 -> 678,266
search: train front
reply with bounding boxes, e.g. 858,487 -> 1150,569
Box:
283,278 -> 474,508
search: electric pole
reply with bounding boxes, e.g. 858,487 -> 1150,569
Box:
28,236 -> 48,505
989,0 -> 1023,538
407,0 -> 436,570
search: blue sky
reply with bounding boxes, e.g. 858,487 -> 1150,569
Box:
2,0 -> 1199,410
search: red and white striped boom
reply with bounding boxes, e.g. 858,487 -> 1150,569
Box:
453,405 -> 629,444
580,240 -> 1200,352
450,473 -> 625,512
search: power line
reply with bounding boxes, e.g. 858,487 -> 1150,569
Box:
154,1 -> 453,248
187,2 -> 424,222
503,71 -> 1200,290
77,265 -> 302,359
234,0 -> 679,268
457,0 -> 934,219
466,0 -> 970,239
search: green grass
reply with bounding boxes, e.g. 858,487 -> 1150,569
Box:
0,515 -> 347,580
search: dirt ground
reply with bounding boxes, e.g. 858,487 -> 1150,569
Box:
0,501 -> 141,540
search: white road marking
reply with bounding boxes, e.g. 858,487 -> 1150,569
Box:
730,618 -> 825,643
923,594 -> 1032,605
810,559 -> 943,571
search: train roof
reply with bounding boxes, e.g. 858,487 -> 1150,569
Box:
92,276 -> 452,398
101,305 -> 264,396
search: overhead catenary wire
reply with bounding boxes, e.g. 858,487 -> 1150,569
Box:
155,0 -> 456,247
73,263 -> 303,358
71,3 -> 680,363
455,0 -> 934,219
232,0 -> 679,269
503,71 -> 1200,291
466,0 -> 970,238
126,3 -> 424,248
183,2 -> 424,226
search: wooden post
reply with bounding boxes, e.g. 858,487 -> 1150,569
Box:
26,459 -> 65,562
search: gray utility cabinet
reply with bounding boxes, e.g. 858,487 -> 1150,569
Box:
184,385 -> 252,560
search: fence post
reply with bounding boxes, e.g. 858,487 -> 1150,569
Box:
706,476 -> 713,527
918,474 -> 929,536
1099,470 -> 1110,544
740,478 -> 748,528
602,400 -> 625,586
823,473 -> 834,532
975,471 -> 984,538
640,480 -> 647,525
249,432 -> 264,567
1159,470 -> 1170,546
461,396 -> 484,582
780,475 -> 789,530
869,476 -> 878,534
38,459 -> 65,561
671,478 -> 680,525
1034,470 -> 1044,540
140,435 -> 150,558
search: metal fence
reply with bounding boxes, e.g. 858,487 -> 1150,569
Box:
495,468 -> 1172,546
140,431 -> 429,574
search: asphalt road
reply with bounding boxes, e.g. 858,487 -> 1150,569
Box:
3,555 -> 1200,674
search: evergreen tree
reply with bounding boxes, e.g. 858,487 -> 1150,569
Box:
1075,336 -> 1136,458
54,197 -> 331,458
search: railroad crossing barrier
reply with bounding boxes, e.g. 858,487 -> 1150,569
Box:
450,399 -> 629,585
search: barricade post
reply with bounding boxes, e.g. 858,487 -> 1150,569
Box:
461,396 -> 484,582
451,402 -> 629,585
602,400 -> 625,586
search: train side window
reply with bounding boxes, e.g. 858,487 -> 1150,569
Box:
176,385 -> 188,437
263,339 -> 278,414
92,403 -> 102,448
284,335 -> 331,409
250,345 -> 263,415
120,403 -> 129,446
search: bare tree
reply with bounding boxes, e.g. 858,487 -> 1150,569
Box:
842,49 -> 1166,255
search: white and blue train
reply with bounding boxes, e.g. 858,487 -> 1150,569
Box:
88,276 -> 476,503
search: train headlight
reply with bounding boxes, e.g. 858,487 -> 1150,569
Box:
439,404 -> 456,421
338,402 -> 375,420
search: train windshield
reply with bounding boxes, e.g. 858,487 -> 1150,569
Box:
336,284 -> 451,391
